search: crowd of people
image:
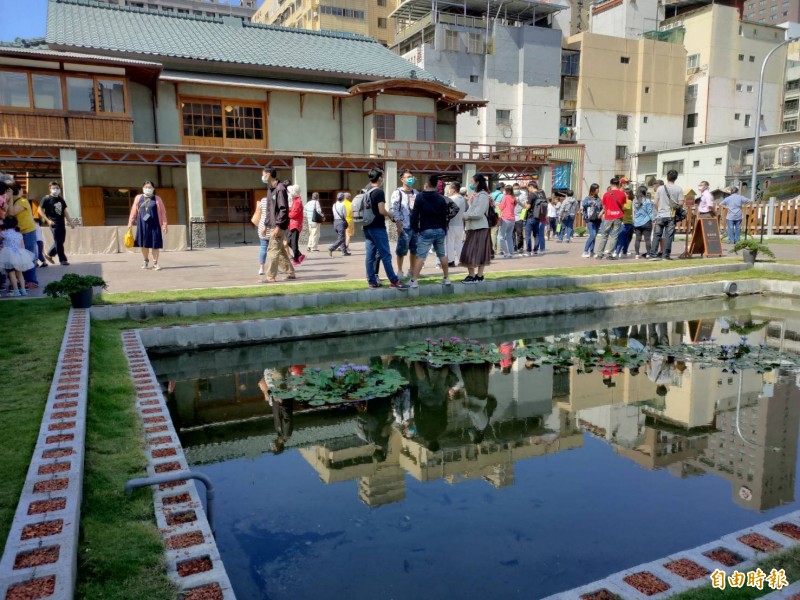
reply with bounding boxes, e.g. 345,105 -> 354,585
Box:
249,165 -> 756,290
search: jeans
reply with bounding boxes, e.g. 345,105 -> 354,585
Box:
48,224 -> 68,263
329,221 -> 347,253
595,219 -> 621,256
524,218 -> 538,253
364,225 -> 398,285
584,220 -> 601,254
533,221 -> 547,252
500,219 -> 515,255
548,217 -> 557,236
395,230 -> 418,256
727,219 -> 742,244
650,217 -> 676,258
259,238 -> 268,265
513,220 -> 524,251
36,240 -> 45,263
558,215 -> 575,241
22,230 -> 38,285
633,223 -> 652,256
416,228 -> 447,259
614,223 -> 634,255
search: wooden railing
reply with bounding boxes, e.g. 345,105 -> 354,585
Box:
0,112 -> 133,143
376,140 -> 565,163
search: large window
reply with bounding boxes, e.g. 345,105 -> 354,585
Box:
0,71 -> 29,108
205,189 -> 252,223
181,99 -> 264,143
32,75 -> 62,110
66,76 -> 126,113
0,70 -> 125,113
375,114 -> 395,139
467,32 -> 484,54
417,116 -> 435,141
663,159 -> 684,174
102,188 -> 137,226
319,5 -> 365,18
443,29 -> 460,51
784,99 -> 799,113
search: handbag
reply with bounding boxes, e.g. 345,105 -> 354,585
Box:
124,227 -> 135,249
485,197 -> 499,228
662,185 -> 686,222
311,201 -> 323,223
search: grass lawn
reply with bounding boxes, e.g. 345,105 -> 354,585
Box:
669,544 -> 800,599
0,301 -> 67,547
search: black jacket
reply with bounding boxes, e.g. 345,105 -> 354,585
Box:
266,182 -> 290,230
410,190 -> 448,233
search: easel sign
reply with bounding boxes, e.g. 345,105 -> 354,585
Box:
686,217 -> 723,257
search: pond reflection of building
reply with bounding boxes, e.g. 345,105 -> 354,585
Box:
299,361 -> 582,508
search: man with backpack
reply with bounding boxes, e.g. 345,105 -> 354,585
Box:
648,169 -> 684,261
527,182 -> 548,256
362,167 -> 409,290
390,170 -> 418,280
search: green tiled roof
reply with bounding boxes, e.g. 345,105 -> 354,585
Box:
45,0 -> 437,82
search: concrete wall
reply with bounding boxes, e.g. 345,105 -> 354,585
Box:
590,0 -> 662,39
633,143 -> 730,189
416,23 -> 562,146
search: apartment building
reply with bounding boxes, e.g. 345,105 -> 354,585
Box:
389,0 -> 568,153
657,4 -> 787,145
560,32 -> 686,191
588,0 -> 664,39
252,0 -> 398,46
101,0 -> 255,19
743,0 -> 799,24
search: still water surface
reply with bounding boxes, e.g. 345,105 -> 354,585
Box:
152,297 -> 800,599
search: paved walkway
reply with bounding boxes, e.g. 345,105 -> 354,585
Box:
24,230 -> 800,296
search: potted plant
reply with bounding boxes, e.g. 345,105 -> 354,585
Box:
44,274 -> 107,308
731,239 -> 775,264
573,226 -> 588,238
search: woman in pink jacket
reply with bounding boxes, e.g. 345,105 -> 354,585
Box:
287,184 -> 305,265
128,180 -> 168,270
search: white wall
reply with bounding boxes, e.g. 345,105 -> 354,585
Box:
590,0 -> 662,39
634,144 -> 730,190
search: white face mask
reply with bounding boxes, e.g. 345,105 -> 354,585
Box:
262,176 -> 270,184
143,187 -> 154,197
51,188 -> 61,196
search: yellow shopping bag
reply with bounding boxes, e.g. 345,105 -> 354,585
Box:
124,227 -> 135,249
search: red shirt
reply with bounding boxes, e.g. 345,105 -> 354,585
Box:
288,197 -> 304,231
601,189 -> 626,220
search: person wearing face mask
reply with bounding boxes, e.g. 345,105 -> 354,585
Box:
40,180 -> 75,266
128,180 -> 168,270
390,170 -> 418,281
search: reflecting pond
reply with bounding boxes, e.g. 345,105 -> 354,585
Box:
151,295 -> 800,600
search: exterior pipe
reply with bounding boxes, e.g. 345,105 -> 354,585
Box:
125,470 -> 215,533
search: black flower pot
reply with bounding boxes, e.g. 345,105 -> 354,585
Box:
69,288 -> 93,309
742,249 -> 757,265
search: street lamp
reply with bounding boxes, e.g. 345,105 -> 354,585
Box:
750,36 -> 800,201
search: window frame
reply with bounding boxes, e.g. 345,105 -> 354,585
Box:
615,145 -> 627,160
687,54 -> 700,69
203,188 -> 254,224
65,74 -> 128,115
179,95 -> 267,147
375,113 -> 396,140
416,115 -> 435,142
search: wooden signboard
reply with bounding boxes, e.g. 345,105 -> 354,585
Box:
686,217 -> 723,257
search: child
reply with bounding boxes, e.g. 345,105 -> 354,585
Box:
0,216 -> 35,297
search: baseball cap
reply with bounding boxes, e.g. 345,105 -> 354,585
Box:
336,192 -> 346,201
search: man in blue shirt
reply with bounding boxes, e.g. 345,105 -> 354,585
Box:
720,186 -> 752,244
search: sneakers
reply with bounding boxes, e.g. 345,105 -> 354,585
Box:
606,253 -> 617,260
39,261 -> 48,268
258,269 -> 265,276
19,287 -> 28,296
6,289 -> 21,297
291,259 -> 300,266
153,263 -> 161,271
298,254 -> 306,264
369,282 -> 382,289
141,260 -> 149,269
647,255 -> 662,261
461,275 -> 476,284
475,275 -> 485,283
441,277 -> 451,285
61,261 -> 70,266
582,252 -> 590,258
391,280 -> 410,289
343,251 -> 352,256
328,248 -> 334,257
408,279 -> 419,289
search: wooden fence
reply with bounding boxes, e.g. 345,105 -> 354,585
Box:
566,198 -> 799,236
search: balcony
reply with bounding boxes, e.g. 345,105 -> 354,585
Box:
0,111 -> 133,144
375,139 -> 562,162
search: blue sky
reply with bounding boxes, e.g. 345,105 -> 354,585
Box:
1,0 -> 48,42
